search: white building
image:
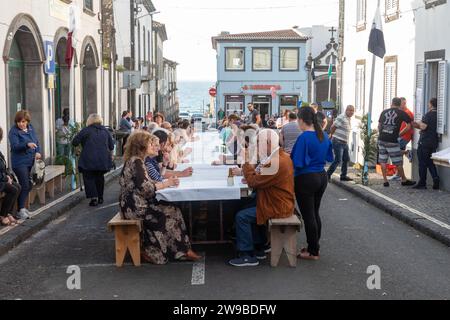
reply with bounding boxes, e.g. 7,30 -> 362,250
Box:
340,0 -> 416,177
0,0 -> 105,161
413,0 -> 450,190
113,0 -> 157,120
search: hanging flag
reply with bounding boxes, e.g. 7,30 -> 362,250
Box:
328,62 -> 333,78
65,4 -> 79,68
311,60 -> 316,81
368,6 -> 386,59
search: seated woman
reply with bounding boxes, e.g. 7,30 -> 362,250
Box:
0,127 -> 20,226
120,131 -> 201,264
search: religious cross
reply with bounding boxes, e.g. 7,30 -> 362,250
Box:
329,26 -> 337,41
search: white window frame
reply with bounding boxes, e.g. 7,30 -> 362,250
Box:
355,60 -> 366,114
252,48 -> 272,71
385,0 -> 400,22
356,0 -> 367,31
225,48 -> 245,71
437,60 -> 448,134
383,56 -> 398,110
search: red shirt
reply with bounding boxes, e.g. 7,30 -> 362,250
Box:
400,107 -> 414,142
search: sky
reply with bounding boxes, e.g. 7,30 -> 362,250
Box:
151,0 -> 340,81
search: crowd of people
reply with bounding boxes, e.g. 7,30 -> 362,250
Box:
0,98 -> 441,268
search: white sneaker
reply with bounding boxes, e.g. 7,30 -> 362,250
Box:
16,209 -> 30,220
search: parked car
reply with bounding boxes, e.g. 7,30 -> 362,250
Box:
179,112 -> 190,121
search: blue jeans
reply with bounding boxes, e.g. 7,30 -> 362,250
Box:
327,139 -> 350,179
13,166 -> 32,210
235,207 -> 267,254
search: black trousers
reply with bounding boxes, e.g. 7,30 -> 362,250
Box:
82,171 -> 106,199
0,182 -> 21,217
294,171 -> 328,256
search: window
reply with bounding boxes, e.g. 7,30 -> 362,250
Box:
385,0 -> 399,22
383,56 -> 398,110
253,48 -> 272,71
84,0 -> 93,12
356,0 -> 367,31
424,0 -> 447,9
280,95 -> 299,114
225,48 -> 245,71
355,60 -> 366,113
279,48 -> 299,71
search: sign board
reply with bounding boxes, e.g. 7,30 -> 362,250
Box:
122,71 -> 142,90
209,87 -> 217,97
44,41 -> 55,75
242,85 -> 282,91
47,74 -> 55,89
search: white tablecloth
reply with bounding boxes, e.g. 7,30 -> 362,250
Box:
156,132 -> 248,202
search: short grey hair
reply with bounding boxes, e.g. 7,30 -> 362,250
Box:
86,114 -> 103,127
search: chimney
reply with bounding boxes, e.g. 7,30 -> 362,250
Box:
220,31 -> 230,36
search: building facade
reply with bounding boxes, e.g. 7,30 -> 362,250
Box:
413,0 -> 450,190
162,58 -> 179,122
212,29 -> 309,119
0,0 -> 105,161
339,0 -> 416,178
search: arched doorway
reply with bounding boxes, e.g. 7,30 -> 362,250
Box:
80,37 -> 99,123
3,14 -> 45,156
55,33 -> 70,124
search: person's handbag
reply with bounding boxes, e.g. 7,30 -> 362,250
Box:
31,160 -> 46,187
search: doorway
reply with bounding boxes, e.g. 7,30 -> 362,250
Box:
252,95 -> 271,121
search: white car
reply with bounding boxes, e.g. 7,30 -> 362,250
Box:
179,112 -> 190,120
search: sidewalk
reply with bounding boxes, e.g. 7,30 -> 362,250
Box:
0,163 -> 123,257
331,166 -> 450,247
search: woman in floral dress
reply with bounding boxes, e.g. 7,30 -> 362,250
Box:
119,130 -> 201,264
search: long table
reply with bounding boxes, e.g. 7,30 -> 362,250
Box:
156,131 -> 251,244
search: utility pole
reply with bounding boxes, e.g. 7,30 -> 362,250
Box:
337,0 -> 345,113
129,0 -> 136,114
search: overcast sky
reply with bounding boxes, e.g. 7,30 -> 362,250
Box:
151,0 -> 339,81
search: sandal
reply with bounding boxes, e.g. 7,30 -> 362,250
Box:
298,251 -> 320,261
1,217 -> 11,226
7,215 -> 19,225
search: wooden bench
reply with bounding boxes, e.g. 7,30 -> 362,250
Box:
107,213 -> 142,267
269,214 -> 303,268
28,165 -> 66,207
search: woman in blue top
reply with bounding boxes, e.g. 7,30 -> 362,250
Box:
8,110 -> 42,220
291,106 -> 334,261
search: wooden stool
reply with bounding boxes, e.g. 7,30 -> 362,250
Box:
107,213 -> 142,267
269,215 -> 302,268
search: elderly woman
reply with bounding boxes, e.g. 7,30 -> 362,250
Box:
8,110 -> 41,220
72,114 -> 115,207
120,131 -> 201,264
0,127 -> 21,226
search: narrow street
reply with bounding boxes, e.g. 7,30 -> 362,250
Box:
0,181 -> 449,300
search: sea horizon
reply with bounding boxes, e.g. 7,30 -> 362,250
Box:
178,80 -> 216,114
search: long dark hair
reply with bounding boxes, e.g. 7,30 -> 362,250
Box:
298,107 -> 324,142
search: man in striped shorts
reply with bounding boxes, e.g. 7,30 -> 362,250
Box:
378,98 -> 416,187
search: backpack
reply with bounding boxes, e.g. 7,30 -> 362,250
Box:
31,160 -> 46,187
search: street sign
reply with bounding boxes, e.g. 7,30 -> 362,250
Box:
44,41 -> 55,75
122,71 -> 142,90
209,87 -> 217,97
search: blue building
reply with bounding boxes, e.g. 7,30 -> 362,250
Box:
212,29 -> 309,119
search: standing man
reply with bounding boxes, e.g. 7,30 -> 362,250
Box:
247,103 -> 262,127
280,112 -> 302,154
327,105 -> 355,181
378,98 -> 416,187
390,97 -> 415,181
412,98 -> 440,190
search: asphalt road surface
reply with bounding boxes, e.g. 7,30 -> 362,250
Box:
0,181 -> 449,300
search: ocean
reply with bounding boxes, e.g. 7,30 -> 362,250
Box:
178,81 -> 216,114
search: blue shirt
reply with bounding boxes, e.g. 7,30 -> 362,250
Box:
144,157 -> 163,182
291,131 -> 334,176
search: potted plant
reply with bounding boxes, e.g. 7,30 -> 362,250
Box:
360,114 -> 378,185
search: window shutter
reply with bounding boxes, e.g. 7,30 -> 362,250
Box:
384,62 -> 397,109
437,60 -> 448,134
414,62 -> 425,122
